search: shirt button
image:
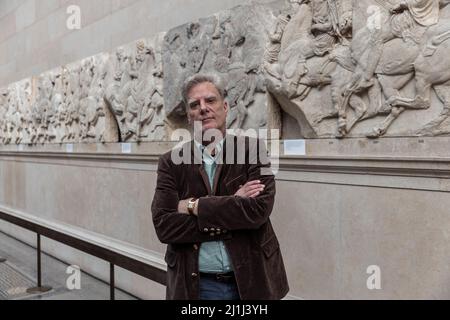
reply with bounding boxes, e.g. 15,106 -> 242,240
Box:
191,272 -> 198,278
193,244 -> 199,250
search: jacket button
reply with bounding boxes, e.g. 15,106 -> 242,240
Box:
203,228 -> 209,232
193,244 -> 199,250
216,228 -> 221,234
191,272 -> 198,278
209,227 -> 215,232
222,229 -> 227,233
209,232 -> 215,236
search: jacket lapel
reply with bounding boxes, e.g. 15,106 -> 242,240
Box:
190,139 -> 212,195
211,163 -> 223,195
199,165 -> 212,195
212,134 -> 233,195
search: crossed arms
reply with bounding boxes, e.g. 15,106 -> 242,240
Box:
151,143 -> 276,244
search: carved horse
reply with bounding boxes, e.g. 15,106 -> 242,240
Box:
336,13 -> 450,137
312,43 -> 391,134
370,25 -> 450,137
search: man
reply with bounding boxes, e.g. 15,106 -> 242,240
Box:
151,73 -> 289,300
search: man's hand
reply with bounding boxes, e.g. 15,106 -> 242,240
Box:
178,199 -> 190,214
178,198 -> 199,216
234,180 -> 265,198
177,180 -> 265,216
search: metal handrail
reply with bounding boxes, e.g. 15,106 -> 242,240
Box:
0,210 -> 166,300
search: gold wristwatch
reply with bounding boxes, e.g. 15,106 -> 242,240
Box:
187,198 -> 197,215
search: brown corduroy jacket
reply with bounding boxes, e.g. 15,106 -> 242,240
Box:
151,135 -> 289,300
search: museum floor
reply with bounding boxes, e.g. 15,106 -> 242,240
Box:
0,231 -> 135,300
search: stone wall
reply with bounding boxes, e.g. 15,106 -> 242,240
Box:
0,0 -> 282,145
4,0 -> 450,143
1,138 -> 450,299
0,0 -> 276,86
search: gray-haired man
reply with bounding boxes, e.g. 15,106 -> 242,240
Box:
152,73 -> 289,300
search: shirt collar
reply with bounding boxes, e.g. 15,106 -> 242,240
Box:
194,138 -> 224,162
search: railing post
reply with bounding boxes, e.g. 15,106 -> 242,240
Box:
37,233 -> 42,287
110,263 -> 115,300
27,233 -> 52,294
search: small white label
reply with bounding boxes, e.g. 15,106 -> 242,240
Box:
121,143 -> 132,153
66,144 -> 73,153
283,139 -> 306,156
18,145 -> 24,151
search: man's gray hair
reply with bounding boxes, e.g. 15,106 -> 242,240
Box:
182,73 -> 227,106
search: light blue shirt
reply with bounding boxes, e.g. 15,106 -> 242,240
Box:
195,139 -> 233,273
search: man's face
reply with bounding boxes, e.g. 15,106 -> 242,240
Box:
186,81 -> 228,135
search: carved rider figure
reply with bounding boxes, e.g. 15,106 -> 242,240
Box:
356,0 -> 441,90
271,0 -> 352,98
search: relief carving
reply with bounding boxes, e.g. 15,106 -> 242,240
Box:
0,38 -> 165,145
265,0 -> 450,138
162,4 -> 277,131
2,1 -> 450,144
105,37 -> 166,142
